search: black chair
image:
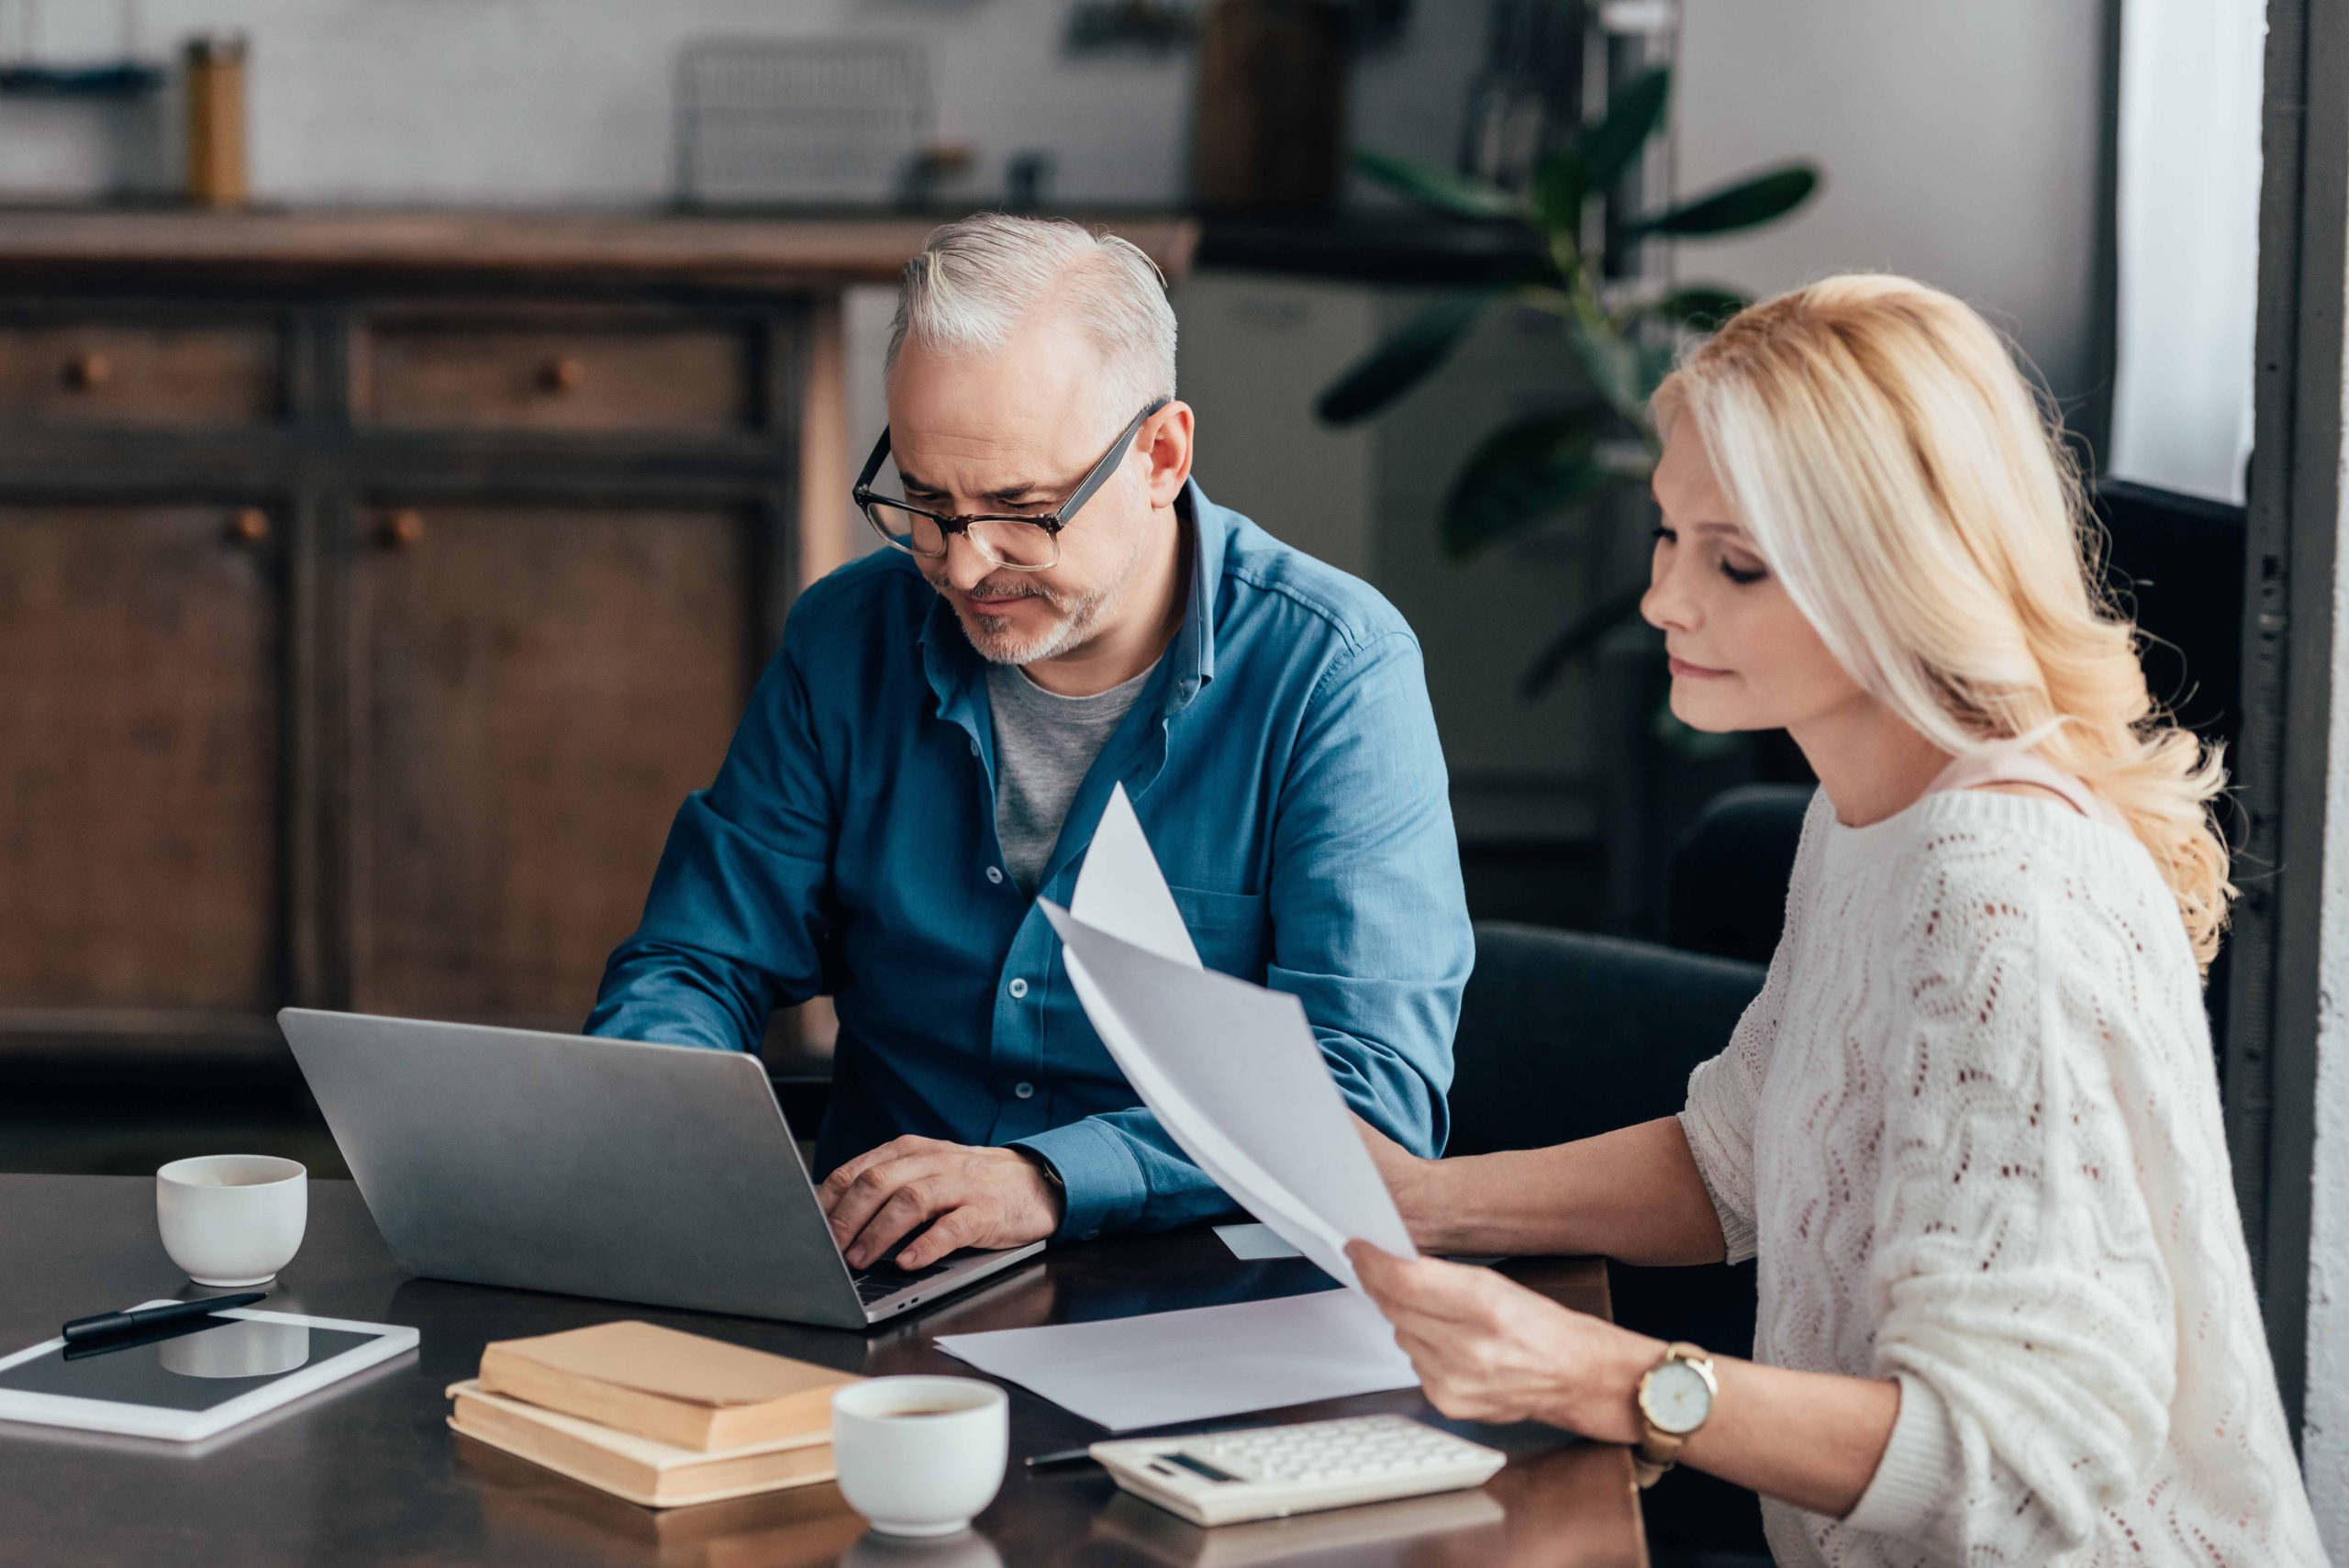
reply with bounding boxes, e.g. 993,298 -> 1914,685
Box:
1451,920 -> 1771,1562
1666,784 -> 1812,964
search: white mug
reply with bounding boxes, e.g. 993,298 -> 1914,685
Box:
155,1155 -> 307,1286
830,1375 -> 1008,1538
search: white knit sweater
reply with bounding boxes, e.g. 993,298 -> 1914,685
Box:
1677,787 -> 2323,1566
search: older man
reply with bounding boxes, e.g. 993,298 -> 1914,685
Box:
588,214 -> 1471,1273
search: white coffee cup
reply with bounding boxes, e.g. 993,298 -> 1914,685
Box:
830,1375 -> 1008,1538
155,1155 -> 307,1286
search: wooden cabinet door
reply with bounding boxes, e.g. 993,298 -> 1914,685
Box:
0,505 -> 281,1012
351,504 -> 752,1026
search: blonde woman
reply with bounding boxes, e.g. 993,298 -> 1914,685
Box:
1347,276 -> 2324,1565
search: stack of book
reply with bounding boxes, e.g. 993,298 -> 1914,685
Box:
445,1319 -> 860,1508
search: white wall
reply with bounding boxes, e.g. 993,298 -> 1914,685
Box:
0,0 -> 1178,204
0,0 -> 1476,206
1674,0 -> 2107,409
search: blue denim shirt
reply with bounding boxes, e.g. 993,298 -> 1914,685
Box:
586,483 -> 1472,1239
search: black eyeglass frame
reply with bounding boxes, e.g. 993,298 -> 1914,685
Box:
852,396 -> 1174,572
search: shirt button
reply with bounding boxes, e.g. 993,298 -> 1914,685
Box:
985,866 -> 1004,885
1008,977 -> 1030,999
969,738 -> 980,756
1014,1082 -> 1035,1099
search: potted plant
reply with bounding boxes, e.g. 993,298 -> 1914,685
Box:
1315,65 -> 1819,695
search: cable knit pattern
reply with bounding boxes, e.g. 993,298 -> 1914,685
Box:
1679,787 -> 2323,1566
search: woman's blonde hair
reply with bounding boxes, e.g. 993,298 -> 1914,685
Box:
1655,274 -> 2234,967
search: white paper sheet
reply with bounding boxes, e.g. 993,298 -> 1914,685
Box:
1215,1221 -> 1305,1261
1069,781 -> 1200,969
1046,784 -> 1416,1292
934,1288 -> 1415,1431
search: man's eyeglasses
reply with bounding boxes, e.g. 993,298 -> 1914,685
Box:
852,397 -> 1172,573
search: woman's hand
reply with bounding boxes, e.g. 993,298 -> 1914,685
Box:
1346,1240 -> 1656,1443
1351,1113 -> 1446,1246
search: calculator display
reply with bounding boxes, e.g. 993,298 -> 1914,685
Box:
1162,1451 -> 1241,1484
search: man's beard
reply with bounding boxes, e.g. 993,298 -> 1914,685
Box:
936,573 -> 1116,666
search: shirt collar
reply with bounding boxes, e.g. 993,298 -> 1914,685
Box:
919,477 -> 1229,722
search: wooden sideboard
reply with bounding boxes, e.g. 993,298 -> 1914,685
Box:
0,208 -> 1197,1080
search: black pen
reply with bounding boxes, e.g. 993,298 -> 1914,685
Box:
1024,1447 -> 1098,1469
61,1293 -> 267,1346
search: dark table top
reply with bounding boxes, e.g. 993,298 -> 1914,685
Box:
0,1175 -> 1645,1568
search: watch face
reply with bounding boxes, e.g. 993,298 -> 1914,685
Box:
1641,1360 -> 1714,1436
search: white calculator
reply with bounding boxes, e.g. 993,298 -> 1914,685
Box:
1088,1414 -> 1508,1527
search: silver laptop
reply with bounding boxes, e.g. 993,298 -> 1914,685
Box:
278,1009 -> 1043,1330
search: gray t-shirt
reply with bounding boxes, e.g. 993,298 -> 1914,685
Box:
985,660 -> 1157,893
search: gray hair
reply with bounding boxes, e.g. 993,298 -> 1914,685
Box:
885,213 -> 1177,415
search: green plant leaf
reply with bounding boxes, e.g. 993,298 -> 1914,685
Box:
1529,150 -> 1590,238
1352,149 -> 1522,220
1440,410 -> 1627,558
1575,67 -> 1671,191
1315,292 -> 1490,425
1564,317 -> 1651,422
1628,165 -> 1819,238
1518,580 -> 1651,697
1645,286 -> 1749,329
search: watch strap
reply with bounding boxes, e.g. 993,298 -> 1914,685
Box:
1008,1144 -> 1067,1201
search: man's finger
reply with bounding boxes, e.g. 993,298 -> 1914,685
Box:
843,1180 -> 944,1269
896,1206 -> 974,1270
826,1155 -> 935,1253
818,1137 -> 924,1212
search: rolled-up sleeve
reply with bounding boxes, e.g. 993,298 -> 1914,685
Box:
1264,631 -> 1469,1158
1678,1046 -> 1762,1266
1676,927 -> 1795,1265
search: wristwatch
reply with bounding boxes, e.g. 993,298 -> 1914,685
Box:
1008,1145 -> 1067,1217
1633,1341 -> 1719,1488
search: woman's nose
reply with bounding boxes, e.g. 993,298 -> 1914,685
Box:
1642,556 -> 1698,634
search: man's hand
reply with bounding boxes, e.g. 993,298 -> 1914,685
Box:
818,1137 -> 1063,1270
1345,1240 -> 1654,1442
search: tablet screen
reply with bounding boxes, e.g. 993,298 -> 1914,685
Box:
0,1315 -> 382,1413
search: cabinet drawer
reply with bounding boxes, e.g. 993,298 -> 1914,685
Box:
357,322 -> 755,434
0,323 -> 283,426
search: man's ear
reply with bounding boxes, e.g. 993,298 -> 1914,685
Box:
1141,401 -> 1196,508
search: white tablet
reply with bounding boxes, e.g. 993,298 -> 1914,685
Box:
0,1301 -> 418,1442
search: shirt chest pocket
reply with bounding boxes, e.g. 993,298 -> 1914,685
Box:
1168,884 -> 1271,979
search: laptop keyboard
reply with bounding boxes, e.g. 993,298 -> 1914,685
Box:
852,1257 -> 959,1304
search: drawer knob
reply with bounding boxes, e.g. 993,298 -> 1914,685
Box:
227,508 -> 270,546
377,510 -> 425,550
62,351 -> 112,391
539,356 -> 584,395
